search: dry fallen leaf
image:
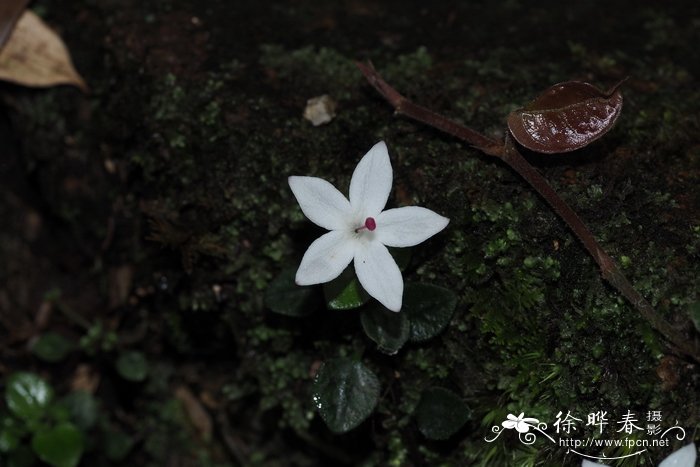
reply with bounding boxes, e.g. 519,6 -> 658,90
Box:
0,10 -> 87,90
0,0 -> 29,50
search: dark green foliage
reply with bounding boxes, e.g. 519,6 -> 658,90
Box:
116,351 -> 149,382
265,267 -> 316,316
403,283 -> 459,342
31,333 -> 74,363
5,373 -> 54,421
312,358 -> 380,433
31,423 -> 83,467
323,267 -> 371,310
1,373 -> 85,467
61,392 -> 98,431
360,302 -> 410,354
415,387 -> 471,440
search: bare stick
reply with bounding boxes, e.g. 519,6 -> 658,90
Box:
357,61 -> 700,362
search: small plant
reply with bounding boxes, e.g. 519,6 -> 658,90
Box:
0,372 -> 86,467
0,371 -> 136,467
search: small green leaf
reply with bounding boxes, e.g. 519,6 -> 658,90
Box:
0,417 -> 22,452
265,267 -> 316,316
312,358 -> 380,433
116,351 -> 149,382
403,283 -> 458,342
31,422 -> 84,467
323,267 -> 370,310
415,387 -> 471,440
360,303 -> 409,355
62,391 -> 98,430
5,372 -> 54,421
31,333 -> 74,363
0,427 -> 19,452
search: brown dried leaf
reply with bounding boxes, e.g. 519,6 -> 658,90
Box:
0,0 -> 29,50
0,10 -> 87,90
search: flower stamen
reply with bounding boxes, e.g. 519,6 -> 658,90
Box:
355,217 -> 377,233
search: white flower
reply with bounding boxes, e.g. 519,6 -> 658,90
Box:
288,141 -> 449,312
501,413 -> 539,433
581,442 -> 696,467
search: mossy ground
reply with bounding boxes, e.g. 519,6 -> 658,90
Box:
0,1 -> 698,466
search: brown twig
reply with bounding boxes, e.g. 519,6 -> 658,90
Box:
356,61 -> 700,362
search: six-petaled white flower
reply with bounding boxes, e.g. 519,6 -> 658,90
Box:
289,141 -> 449,312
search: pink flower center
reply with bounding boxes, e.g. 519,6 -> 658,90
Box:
355,217 -> 376,233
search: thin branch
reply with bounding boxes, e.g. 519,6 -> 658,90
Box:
356,62 -> 502,156
356,61 -> 700,362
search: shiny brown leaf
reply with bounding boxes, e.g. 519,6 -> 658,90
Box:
0,10 -> 87,90
507,80 -> 624,153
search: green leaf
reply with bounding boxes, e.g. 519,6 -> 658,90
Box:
62,391 -> 98,430
0,427 -> 19,452
0,417 -> 22,452
31,422 -> 84,467
360,303 -> 410,354
31,333 -> 74,363
323,267 -> 370,310
264,267 -> 316,316
415,387 -> 471,440
5,372 -> 54,421
312,358 -> 380,433
116,351 -> 149,382
103,427 -> 135,462
403,283 -> 458,342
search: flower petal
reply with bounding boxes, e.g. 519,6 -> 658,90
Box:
295,231 -> 356,285
354,241 -> 403,312
502,421 -> 517,429
659,443 -> 697,467
376,206 -> 449,247
289,176 -> 352,230
349,141 -> 393,218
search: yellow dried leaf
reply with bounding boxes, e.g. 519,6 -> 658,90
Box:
0,10 -> 87,91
